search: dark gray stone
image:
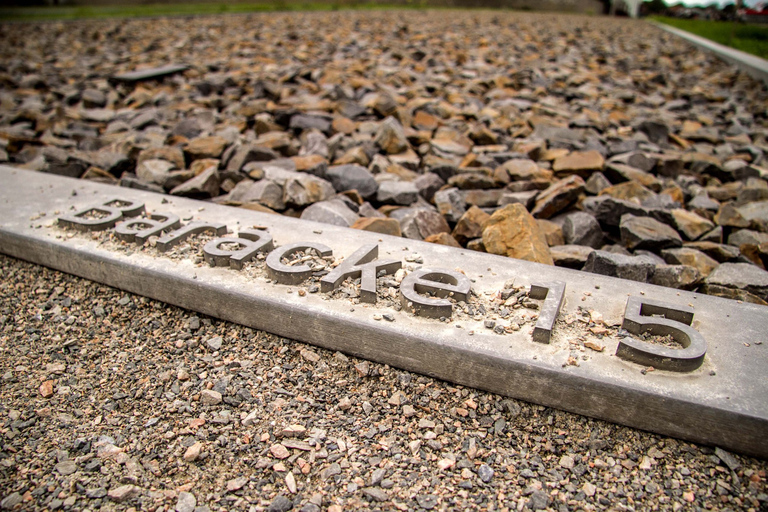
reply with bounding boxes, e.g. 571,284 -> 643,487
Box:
413,172 -> 445,202
706,262 -> 768,301
290,114 -> 332,134
266,495 -> 293,512
434,187 -> 466,224
620,214 -> 682,251
377,181 -> 419,205
400,209 -> 451,240
582,196 -> 648,227
584,171 -> 612,195
300,199 -> 360,227
582,250 -> 655,282
650,265 -> 702,290
226,144 -> 279,172
637,120 -> 669,145
562,212 -> 603,248
325,164 -> 378,198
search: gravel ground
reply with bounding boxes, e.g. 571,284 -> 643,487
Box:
2,10 -> 768,303
0,253 -> 766,511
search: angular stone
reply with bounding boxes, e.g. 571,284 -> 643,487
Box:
531,175 -> 585,219
583,250 -> 655,282
434,187 -> 466,224
452,206 -> 490,245
650,265 -> 702,290
562,212 -> 602,248
499,190 -> 537,210
583,196 -> 648,227
706,262 -> 768,301
550,244 -> 594,269
499,159 -> 553,183
728,229 -> 768,247
136,159 -> 175,185
661,247 -> 719,277
482,204 -> 553,265
552,150 -> 604,177
537,219 -> 564,247
684,241 -> 740,262
300,199 -> 359,228
413,173 -> 445,202
424,232 -> 461,247
108,485 -> 140,503
400,209 -> 450,241
377,181 -> 419,205
637,120 -> 669,145
137,147 -> 185,170
585,171 -> 612,195
227,179 -> 285,211
185,136 -> 228,160
290,113 -> 332,134
326,164 -> 378,198
374,117 -> 409,154
448,172 -> 496,190
462,189 -> 503,208
600,181 -> 656,205
351,217 -> 402,237
737,200 -> 768,231
715,203 -> 750,228
200,389 -> 222,405
698,284 -> 768,305
604,163 -> 661,191
620,214 -> 682,251
170,167 -> 220,198
283,174 -> 335,207
226,144 -> 279,172
670,209 -> 715,241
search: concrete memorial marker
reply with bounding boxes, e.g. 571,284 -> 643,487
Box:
1,166 -> 766,457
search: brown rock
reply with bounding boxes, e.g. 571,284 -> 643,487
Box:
39,380 -> 54,398
185,136 -> 228,160
351,217 -> 402,237
599,181 -> 655,204
190,158 -> 220,175
425,232 -> 461,247
431,127 -> 472,156
670,208 -> 715,240
550,244 -> 595,269
447,171 -> 496,190
537,219 -> 565,247
714,203 -> 750,228
499,159 -> 553,183
482,204 -> 553,265
332,117 -> 356,135
292,154 -> 327,174
531,175 -> 585,219
552,150 -> 604,177
698,284 -> 768,305
463,189 -> 503,207
374,117 -> 409,154
413,110 -> 440,131
661,247 -> 719,276
183,442 -> 203,462
137,146 -> 185,169
452,206 -> 490,245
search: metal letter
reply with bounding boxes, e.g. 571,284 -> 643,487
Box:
203,228 -> 274,270
529,281 -> 566,344
155,221 -> 227,253
400,268 -> 471,319
265,242 -> 333,285
320,244 -> 401,303
617,296 -> 707,372
114,213 -> 181,244
58,198 -> 144,232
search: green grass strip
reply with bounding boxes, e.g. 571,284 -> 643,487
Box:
651,16 -> 768,60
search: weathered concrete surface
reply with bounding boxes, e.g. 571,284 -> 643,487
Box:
1,166 -> 767,457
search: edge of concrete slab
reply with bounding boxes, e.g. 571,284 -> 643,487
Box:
650,20 -> 768,85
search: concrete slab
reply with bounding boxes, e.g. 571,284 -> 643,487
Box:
651,21 -> 768,85
1,166 -> 767,457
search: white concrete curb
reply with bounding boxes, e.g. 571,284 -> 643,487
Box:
650,21 -> 768,85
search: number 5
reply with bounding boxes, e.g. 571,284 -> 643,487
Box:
617,297 -> 707,372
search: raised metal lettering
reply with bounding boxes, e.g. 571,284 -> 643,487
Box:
617,296 -> 707,372
203,228 -> 274,270
320,244 -> 401,303
114,213 -> 181,244
265,242 -> 333,285
400,268 -> 471,319
529,281 -> 566,344
58,198 -> 144,232
155,221 -> 227,252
